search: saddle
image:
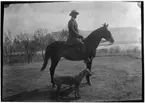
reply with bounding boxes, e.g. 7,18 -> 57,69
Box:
64,42 -> 86,54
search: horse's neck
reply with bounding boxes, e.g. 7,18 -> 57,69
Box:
84,31 -> 102,52
74,71 -> 85,84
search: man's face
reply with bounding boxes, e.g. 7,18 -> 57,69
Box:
72,14 -> 77,19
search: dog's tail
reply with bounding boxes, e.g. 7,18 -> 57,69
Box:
40,46 -> 52,71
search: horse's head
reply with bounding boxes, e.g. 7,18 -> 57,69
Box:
101,23 -> 115,44
83,69 -> 92,76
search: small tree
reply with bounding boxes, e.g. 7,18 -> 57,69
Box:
16,33 -> 38,63
28,39 -> 39,62
52,29 -> 68,41
109,46 -> 121,53
3,30 -> 14,63
33,28 -> 55,60
59,29 -> 68,41
13,37 -> 24,53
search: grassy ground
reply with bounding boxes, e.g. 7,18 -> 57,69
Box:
2,53 -> 142,102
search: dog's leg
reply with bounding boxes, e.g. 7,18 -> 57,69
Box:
56,84 -> 61,98
74,85 -> 78,98
76,86 -> 80,98
75,85 -> 80,99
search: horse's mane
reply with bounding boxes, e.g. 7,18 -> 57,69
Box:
85,26 -> 104,40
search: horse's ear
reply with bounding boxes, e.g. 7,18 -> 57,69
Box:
104,23 -> 106,26
102,23 -> 109,28
102,23 -> 104,27
102,23 -> 106,27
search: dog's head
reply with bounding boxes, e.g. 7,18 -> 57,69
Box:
83,69 -> 92,76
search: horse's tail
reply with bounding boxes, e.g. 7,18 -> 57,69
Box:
40,46 -> 52,71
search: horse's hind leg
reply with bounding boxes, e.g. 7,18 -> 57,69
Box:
50,57 -> 60,87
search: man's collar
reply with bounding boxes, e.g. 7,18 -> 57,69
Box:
71,17 -> 75,20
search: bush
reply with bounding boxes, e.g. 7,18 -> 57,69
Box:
52,29 -> 68,41
132,46 -> 141,53
97,45 -> 141,54
109,46 -> 121,53
97,48 -> 108,53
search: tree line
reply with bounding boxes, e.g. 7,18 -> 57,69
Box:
3,28 -> 68,64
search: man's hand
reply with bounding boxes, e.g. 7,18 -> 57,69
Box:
100,40 -> 107,43
108,42 -> 113,45
78,35 -> 83,39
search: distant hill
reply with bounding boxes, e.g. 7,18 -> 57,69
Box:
80,27 -> 141,43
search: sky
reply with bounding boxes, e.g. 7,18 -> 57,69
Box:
4,1 -> 141,36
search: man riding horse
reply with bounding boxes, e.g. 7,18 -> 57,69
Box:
67,10 -> 85,53
40,10 -> 115,87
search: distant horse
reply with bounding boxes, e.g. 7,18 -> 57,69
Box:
40,23 -> 115,87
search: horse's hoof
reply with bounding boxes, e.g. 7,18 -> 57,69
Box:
40,67 -> 44,71
56,97 -> 60,101
75,96 -> 81,99
87,82 -> 92,86
52,84 -> 56,88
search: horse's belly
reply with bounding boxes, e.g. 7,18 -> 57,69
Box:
61,44 -> 86,60
63,51 -> 83,61
64,56 -> 83,61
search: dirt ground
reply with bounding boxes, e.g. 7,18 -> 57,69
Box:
2,54 -> 142,102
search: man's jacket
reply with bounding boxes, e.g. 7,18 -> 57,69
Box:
67,18 -> 81,45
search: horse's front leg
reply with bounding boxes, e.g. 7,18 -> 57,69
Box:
84,58 -> 93,85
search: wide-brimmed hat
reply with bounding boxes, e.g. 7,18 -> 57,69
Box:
69,10 -> 79,16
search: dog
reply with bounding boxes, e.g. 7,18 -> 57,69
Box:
54,69 -> 92,98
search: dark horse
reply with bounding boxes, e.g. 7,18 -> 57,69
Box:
40,23 -> 114,87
